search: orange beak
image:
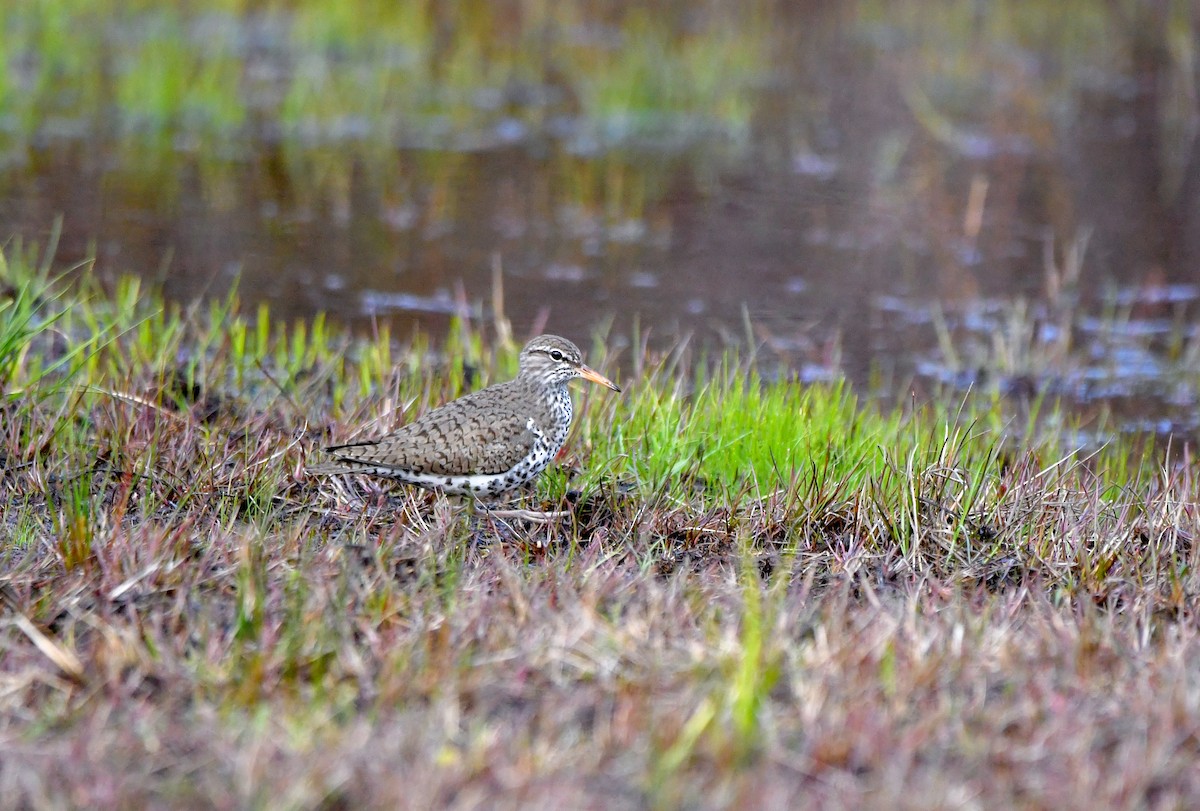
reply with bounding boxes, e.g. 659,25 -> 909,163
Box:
578,363 -> 621,392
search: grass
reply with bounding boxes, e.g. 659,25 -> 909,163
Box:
2,244 -> 1200,809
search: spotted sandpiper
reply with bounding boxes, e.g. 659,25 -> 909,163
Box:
311,335 -> 620,499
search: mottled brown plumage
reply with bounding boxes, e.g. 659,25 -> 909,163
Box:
310,335 -> 620,497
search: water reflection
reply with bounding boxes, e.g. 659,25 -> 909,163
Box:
2,1 -> 1198,436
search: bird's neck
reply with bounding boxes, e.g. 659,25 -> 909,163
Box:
546,382 -> 573,422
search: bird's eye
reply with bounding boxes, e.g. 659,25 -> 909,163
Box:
549,350 -> 564,361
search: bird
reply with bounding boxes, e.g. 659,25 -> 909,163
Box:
310,335 -> 620,499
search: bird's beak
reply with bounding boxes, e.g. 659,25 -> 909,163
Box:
578,364 -> 621,392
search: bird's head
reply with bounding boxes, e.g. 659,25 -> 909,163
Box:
519,335 -> 621,391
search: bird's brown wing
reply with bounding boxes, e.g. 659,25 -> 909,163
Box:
325,388 -> 537,476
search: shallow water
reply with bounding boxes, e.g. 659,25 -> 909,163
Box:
3,1 -> 1199,437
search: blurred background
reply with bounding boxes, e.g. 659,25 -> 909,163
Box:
2,1 -> 1199,436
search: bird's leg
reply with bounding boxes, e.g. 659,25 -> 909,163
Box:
433,494 -> 471,543
482,486 -> 570,523
485,507 -> 571,523
459,493 -> 518,542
